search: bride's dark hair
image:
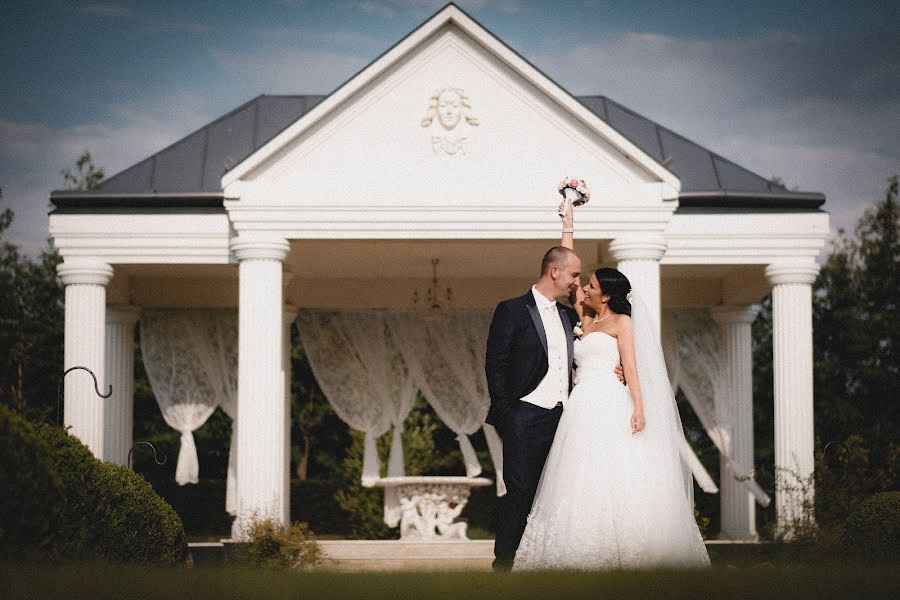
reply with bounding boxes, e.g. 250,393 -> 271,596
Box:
594,268 -> 632,316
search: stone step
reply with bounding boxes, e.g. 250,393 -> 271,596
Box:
317,540 -> 494,572
189,539 -> 767,571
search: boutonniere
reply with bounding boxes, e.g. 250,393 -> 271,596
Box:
573,321 -> 584,338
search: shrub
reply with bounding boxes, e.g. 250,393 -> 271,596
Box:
3,415 -> 188,565
840,491 -> 900,563
243,519 -> 322,570
92,462 -> 188,565
36,423 -> 106,557
0,405 -> 63,555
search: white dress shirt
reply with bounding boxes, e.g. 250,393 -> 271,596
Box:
520,286 -> 570,409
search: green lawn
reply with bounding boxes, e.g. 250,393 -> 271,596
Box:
2,562 -> 897,600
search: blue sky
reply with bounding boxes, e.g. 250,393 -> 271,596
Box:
2,0 -> 898,255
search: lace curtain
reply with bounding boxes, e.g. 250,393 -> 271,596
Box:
140,310 -> 239,513
663,310 -> 770,506
389,311 -> 492,476
299,309 -> 506,501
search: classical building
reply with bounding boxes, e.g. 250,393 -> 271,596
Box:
49,4 -> 828,539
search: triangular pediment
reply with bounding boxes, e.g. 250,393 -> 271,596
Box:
222,4 -> 679,209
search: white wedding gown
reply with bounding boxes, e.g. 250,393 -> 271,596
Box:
513,331 -> 710,570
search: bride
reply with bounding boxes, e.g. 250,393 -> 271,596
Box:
512,200 -> 710,570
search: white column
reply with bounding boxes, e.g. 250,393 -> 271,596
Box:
58,259 -> 114,459
231,235 -> 290,539
765,260 -> 819,533
608,233 -> 667,333
104,305 -> 140,465
282,304 -> 298,526
712,304 -> 761,540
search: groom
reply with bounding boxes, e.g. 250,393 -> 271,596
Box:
485,246 -> 582,571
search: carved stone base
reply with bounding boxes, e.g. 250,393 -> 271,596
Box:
374,476 -> 492,540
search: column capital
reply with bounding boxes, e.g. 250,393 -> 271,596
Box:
106,304 -> 141,326
58,259 -> 113,286
231,235 -> 290,262
608,233 -> 667,262
765,261 -> 819,286
711,304 -> 761,326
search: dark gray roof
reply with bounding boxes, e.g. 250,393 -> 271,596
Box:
50,93 -> 824,209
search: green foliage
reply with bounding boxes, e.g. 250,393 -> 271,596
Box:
751,176 -> 900,536
39,425 -> 187,564
333,431 -> 394,540
0,154 -> 103,424
91,462 -> 188,565
0,204 -> 64,423
0,405 -> 63,554
61,151 -> 104,192
1,408 -> 187,564
840,491 -> 900,562
37,423 -> 107,557
242,519 -> 322,570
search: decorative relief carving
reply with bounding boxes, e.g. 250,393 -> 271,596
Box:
420,86 -> 479,156
375,476 -> 492,540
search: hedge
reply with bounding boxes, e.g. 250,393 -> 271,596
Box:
840,491 -> 900,563
0,405 -> 187,564
0,405 -> 63,555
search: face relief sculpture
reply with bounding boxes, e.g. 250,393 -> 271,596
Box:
437,89 -> 463,130
421,86 -> 479,155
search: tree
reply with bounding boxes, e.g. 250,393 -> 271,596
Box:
61,151 -> 104,192
751,175 -> 899,534
0,153 -> 105,422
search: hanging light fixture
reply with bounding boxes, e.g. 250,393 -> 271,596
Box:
412,258 -> 454,319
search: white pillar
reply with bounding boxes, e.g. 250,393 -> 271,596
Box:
712,304 -> 761,540
231,236 -> 290,539
282,304 -> 298,526
104,305 -> 140,465
765,260 -> 819,533
58,259 -> 114,459
608,233 -> 667,333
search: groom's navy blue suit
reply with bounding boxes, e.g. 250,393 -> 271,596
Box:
485,290 -> 577,571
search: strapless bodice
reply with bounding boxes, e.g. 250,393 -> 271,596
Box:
573,332 -> 620,385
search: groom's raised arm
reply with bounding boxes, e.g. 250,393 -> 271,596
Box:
485,301 -> 518,424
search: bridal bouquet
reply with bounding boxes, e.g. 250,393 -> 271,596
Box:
558,176 -> 591,206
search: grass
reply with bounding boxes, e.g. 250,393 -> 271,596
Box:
2,561 -> 898,600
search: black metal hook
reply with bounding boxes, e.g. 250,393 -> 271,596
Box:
57,366 -> 113,426
816,440 -> 838,461
128,441 -> 167,469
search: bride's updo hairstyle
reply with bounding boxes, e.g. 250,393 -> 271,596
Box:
594,268 -> 632,316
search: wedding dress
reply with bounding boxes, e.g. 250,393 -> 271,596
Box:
513,299 -> 710,570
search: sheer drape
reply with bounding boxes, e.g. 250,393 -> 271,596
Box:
142,307 -> 506,524
300,309 -> 505,501
663,310 -> 770,505
296,311 -> 419,504
140,310 -> 238,497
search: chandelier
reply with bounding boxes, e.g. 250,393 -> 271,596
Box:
412,258 -> 454,319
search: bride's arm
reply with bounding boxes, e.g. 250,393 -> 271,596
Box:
559,199 -> 587,319
617,316 -> 646,433
560,198 -> 574,250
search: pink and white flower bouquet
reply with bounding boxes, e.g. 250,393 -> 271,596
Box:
558,176 -> 591,206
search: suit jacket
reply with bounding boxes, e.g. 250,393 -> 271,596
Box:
484,290 -> 578,428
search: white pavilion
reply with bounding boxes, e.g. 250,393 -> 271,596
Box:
49,4 -> 828,540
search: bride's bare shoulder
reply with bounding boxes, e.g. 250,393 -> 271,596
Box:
612,314 -> 633,334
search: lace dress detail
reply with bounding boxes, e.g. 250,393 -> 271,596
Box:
513,333 -> 710,570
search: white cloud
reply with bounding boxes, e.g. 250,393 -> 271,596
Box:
78,3 -> 134,18
0,91 -> 214,257
531,30 -> 900,235
349,0 -> 506,18
210,47 -> 369,94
